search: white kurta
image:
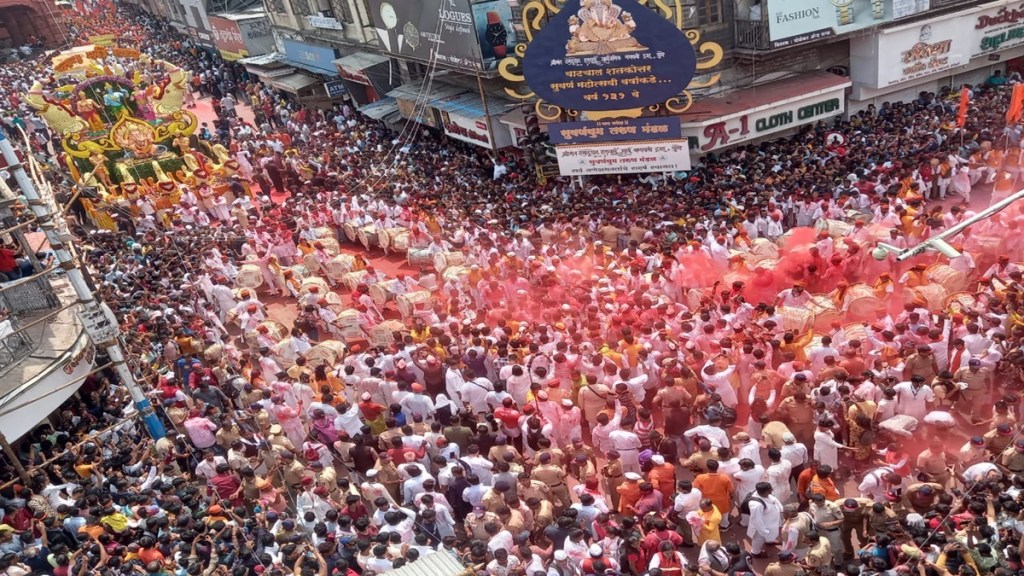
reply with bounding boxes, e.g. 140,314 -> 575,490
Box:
747,494 -> 783,541
609,429 -> 642,473
813,429 -> 843,468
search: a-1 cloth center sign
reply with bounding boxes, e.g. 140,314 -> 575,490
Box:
521,0 -> 697,112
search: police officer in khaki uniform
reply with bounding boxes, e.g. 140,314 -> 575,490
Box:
1000,438 -> 1024,475
916,437 -> 953,488
809,493 -> 844,564
532,452 -> 571,512
984,423 -> 1015,456
839,498 -> 872,563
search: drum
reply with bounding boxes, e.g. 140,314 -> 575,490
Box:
945,292 -> 977,315
807,295 -> 839,333
370,320 -> 407,347
341,270 -> 369,292
314,226 -> 335,239
780,306 -> 814,334
905,284 -> 947,311
333,309 -> 364,339
378,227 -> 409,251
927,264 -> 968,293
408,248 -> 432,268
272,339 -> 297,368
844,209 -> 872,224
235,264 -> 264,288
814,218 -> 853,238
397,290 -> 433,318
290,265 -> 312,279
306,339 -> 347,367
442,266 -> 468,283
369,279 -> 402,307
433,251 -> 466,272
342,221 -> 359,242
316,237 -> 340,256
750,238 -> 779,261
243,320 -> 288,348
302,254 -> 321,273
964,234 -> 1004,254
686,288 -> 708,310
300,277 -> 331,296
843,322 -> 869,345
843,283 -> 881,318
864,224 -> 894,244
391,231 -> 411,253
357,226 -> 378,250
324,254 -> 357,281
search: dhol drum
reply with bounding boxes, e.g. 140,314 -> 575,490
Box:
842,283 -> 881,319
324,254 -> 357,281
235,264 -> 264,288
814,218 -> 853,239
290,264 -> 312,279
408,248 -> 432,268
927,264 -> 968,293
272,338 -> 298,368
302,254 -> 321,273
442,266 -> 469,283
333,309 -> 365,340
844,209 -> 872,224
314,226 -> 335,239
391,231 -> 411,253
316,237 -> 340,256
780,306 -> 814,334
342,221 -> 359,242
964,234 -> 1005,255
904,284 -> 947,311
397,290 -> 433,318
842,322 -> 869,345
370,320 -> 406,347
807,294 -> 839,333
301,277 -> 331,296
306,339 -> 347,367
945,292 -> 977,315
357,226 -> 379,250
243,320 -> 288,349
750,238 -> 779,261
369,279 -> 402,307
378,227 -> 409,252
433,251 -> 466,272
341,270 -> 369,292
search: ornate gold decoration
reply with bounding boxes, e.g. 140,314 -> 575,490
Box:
499,0 -> 722,120
111,115 -> 160,157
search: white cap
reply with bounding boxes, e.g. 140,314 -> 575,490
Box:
651,455 -> 666,466
625,472 -> 642,481
554,551 -> 568,561
366,469 -> 378,478
588,544 -> 603,558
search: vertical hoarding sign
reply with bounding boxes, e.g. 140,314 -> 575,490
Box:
367,0 -> 484,70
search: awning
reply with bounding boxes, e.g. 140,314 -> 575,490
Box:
681,71 -> 851,124
359,97 -> 400,121
239,52 -> 285,66
432,92 -> 517,120
333,52 -> 390,77
387,80 -> 466,103
266,72 -> 320,94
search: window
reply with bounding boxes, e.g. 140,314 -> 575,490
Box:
291,0 -> 312,17
266,0 -> 286,14
699,0 -> 723,25
329,0 -> 355,24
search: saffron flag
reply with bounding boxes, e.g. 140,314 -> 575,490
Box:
956,87 -> 969,128
1007,83 -> 1024,124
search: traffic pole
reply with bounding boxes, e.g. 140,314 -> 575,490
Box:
0,127 -> 165,439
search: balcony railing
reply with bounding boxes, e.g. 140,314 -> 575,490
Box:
735,18 -> 770,51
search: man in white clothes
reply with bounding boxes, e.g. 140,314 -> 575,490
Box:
747,482 -> 784,557
608,422 -> 643,473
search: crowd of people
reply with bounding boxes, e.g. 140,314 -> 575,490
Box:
5,2 -> 1024,576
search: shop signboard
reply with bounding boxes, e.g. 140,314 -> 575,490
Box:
681,87 -> 848,152
282,38 -> 340,75
870,16 -> 972,88
325,80 -> 347,98
974,1 -> 1024,56
441,111 -> 491,147
547,118 -> 680,145
239,18 -> 273,57
471,0 -> 515,71
521,0 -> 697,113
556,140 -> 691,176
367,0 -> 485,70
765,0 -> 932,49
210,16 -> 246,59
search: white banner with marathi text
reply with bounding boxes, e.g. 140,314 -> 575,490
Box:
555,140 -> 691,176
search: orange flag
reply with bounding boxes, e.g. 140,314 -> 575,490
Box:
1007,83 -> 1024,124
956,87 -> 969,128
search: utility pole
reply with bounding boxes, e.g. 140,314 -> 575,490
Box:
0,128 -> 165,440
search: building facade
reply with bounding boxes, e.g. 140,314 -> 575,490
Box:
131,0 -> 1022,160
